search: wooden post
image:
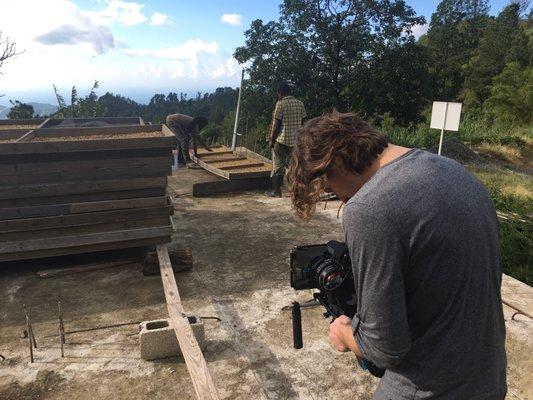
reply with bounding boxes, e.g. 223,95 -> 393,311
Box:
156,244 -> 220,400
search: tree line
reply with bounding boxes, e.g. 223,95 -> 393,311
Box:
6,0 -> 532,147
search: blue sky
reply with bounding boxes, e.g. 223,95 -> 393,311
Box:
0,0 -> 516,106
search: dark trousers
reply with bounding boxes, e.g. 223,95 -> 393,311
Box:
174,127 -> 191,163
273,142 -> 293,177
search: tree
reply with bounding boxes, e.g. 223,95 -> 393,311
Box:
462,4 -> 526,109
235,0 -> 426,125
483,62 -> 533,124
0,31 -> 22,97
0,31 -> 19,73
424,0 -> 490,100
7,100 -> 34,119
52,81 -> 102,118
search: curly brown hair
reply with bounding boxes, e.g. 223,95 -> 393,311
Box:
287,112 -> 389,220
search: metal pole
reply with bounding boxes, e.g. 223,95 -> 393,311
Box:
231,69 -> 245,151
438,102 -> 449,156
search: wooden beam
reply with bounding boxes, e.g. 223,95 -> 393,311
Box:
156,244 -> 220,400
203,156 -> 246,164
217,162 -> 264,170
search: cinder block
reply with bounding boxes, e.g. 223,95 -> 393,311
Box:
139,316 -> 205,361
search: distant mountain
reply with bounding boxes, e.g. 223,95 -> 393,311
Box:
0,102 -> 58,119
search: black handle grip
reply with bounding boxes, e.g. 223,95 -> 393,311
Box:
292,301 -> 303,349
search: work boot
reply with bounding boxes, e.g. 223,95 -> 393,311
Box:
267,174 -> 283,197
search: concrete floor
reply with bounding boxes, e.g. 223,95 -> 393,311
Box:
0,167 -> 531,400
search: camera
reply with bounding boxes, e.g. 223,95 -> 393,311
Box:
290,240 -> 386,378
290,241 -> 357,318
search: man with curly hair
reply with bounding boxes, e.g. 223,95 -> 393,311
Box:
287,112 -> 507,399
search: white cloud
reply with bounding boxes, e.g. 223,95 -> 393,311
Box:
150,12 -> 170,26
411,23 -> 429,40
124,39 -> 220,78
85,0 -> 147,26
0,0 -> 241,97
221,14 -> 243,26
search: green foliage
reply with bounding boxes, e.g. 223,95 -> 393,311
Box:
485,183 -> 532,285
235,0 -> 427,126
483,63 -> 533,124
52,81 -> 102,118
462,4 -> 528,110
424,0 -> 490,100
7,100 -> 34,119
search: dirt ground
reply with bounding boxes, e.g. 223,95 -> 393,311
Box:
0,167 -> 531,400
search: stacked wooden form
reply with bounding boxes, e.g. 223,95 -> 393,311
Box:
0,122 -> 177,262
191,145 -> 273,179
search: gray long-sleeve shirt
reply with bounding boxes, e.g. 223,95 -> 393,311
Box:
343,149 -> 506,399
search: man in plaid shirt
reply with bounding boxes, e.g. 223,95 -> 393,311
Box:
267,83 -> 306,197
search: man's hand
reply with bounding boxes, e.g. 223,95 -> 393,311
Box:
329,315 -> 358,353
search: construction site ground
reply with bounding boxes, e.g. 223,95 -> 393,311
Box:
0,167 -> 531,400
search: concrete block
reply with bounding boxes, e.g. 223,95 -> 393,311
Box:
139,316 -> 205,361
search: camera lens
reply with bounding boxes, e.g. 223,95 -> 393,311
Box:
315,257 -> 345,291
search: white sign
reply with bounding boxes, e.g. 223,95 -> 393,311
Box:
430,101 -> 462,131
430,101 -> 462,155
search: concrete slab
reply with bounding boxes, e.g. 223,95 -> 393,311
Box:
0,167 -> 531,400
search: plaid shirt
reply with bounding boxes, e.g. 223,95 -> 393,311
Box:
271,95 -> 306,147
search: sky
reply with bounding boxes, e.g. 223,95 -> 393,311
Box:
0,0 -> 514,105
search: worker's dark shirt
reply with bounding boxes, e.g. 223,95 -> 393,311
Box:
343,149 -> 507,399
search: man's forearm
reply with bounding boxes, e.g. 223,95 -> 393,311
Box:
270,119 -> 282,142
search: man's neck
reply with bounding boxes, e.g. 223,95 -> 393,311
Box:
376,144 -> 412,170
356,144 -> 412,190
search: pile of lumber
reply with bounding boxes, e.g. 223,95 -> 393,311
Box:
0,122 -> 177,262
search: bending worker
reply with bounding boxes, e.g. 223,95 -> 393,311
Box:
267,83 -> 306,197
166,113 -> 212,169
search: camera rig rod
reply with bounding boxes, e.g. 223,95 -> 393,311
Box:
292,301 -> 303,349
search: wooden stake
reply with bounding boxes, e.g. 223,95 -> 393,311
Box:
156,244 -> 220,400
22,304 -> 34,363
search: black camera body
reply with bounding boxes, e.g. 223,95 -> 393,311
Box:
290,240 -> 385,378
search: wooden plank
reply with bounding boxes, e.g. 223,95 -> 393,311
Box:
0,156 -> 171,175
203,157 -> 246,164
0,226 -> 173,253
0,177 -> 167,200
190,155 -> 230,179
227,170 -> 272,180
198,150 -> 233,157
0,188 -> 166,208
16,118 -> 50,143
0,197 -> 168,225
42,117 -> 144,128
34,123 -> 163,137
0,215 -> 170,241
0,205 -> 173,233
0,236 -> 170,263
0,137 -> 177,155
0,165 -> 171,186
217,162 -> 265,171
192,177 -> 271,197
156,244 -> 220,400
0,118 -> 46,126
0,148 -> 171,165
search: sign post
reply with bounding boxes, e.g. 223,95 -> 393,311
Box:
430,101 -> 462,156
231,69 -> 245,151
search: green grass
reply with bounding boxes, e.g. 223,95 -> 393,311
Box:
470,166 -> 532,285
